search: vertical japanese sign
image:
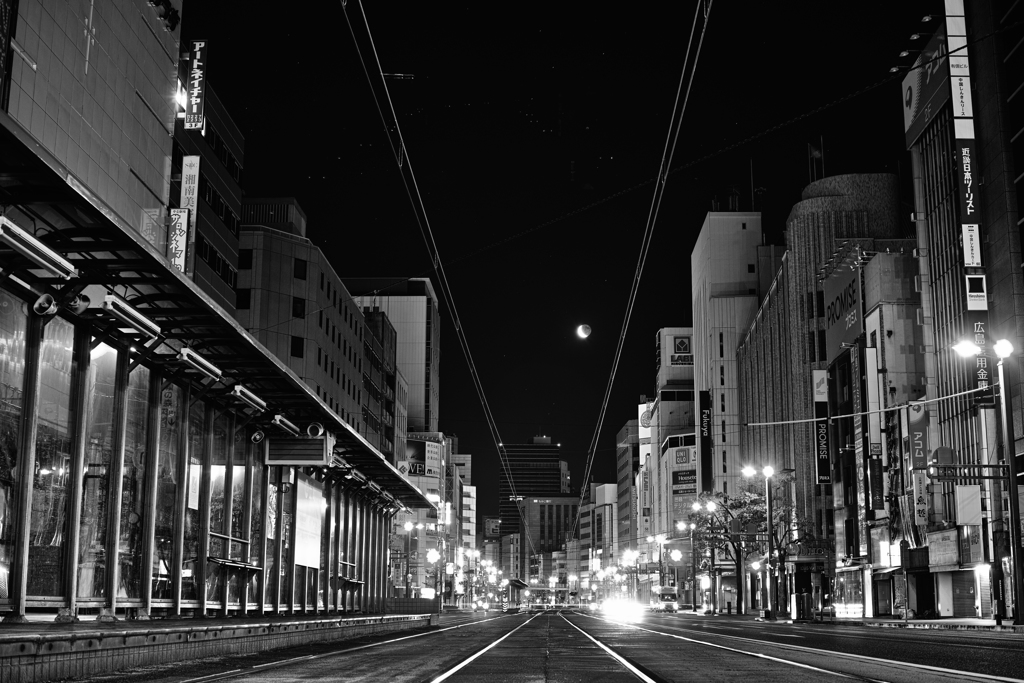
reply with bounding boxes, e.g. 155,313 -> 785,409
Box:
907,403 -> 929,470
813,370 -> 831,484
945,2 -> 991,358
185,40 -> 208,130
699,391 -> 713,493
965,311 -> 993,398
178,155 -> 200,275
168,208 -> 189,272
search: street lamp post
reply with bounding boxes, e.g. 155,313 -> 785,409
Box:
646,534 -> 667,589
693,501 -> 722,614
954,338 -> 1024,626
743,465 -> 777,621
677,521 -> 698,611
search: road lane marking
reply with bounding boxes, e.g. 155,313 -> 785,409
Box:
428,613 -> 542,683
561,616 -> 659,683
580,614 -> 1024,683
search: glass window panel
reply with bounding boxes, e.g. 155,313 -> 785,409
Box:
182,400 -> 205,601
118,365 -> 149,599
28,317 -> 76,597
210,413 -> 228,537
264,477 -> 277,605
205,560 -> 224,604
77,342 -> 119,599
153,384 -> 183,600
248,453 -> 263,605
280,483 -> 293,608
0,293 -> 29,600
230,437 -> 246,544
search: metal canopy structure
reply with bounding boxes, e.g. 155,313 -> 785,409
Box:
0,111 -> 432,511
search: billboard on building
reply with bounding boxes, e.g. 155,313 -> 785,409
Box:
178,156 -> 200,275
902,24 -> 949,149
484,517 -> 500,539
670,335 -> 693,366
699,391 -> 713,493
185,40 -> 208,130
824,265 -> 862,364
813,370 -> 831,484
405,438 -> 442,477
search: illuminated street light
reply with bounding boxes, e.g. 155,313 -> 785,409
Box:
743,465 -> 778,621
954,337 -> 1023,625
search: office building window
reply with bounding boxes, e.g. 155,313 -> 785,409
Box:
238,249 -> 252,269
291,336 -> 304,358
292,297 -> 305,319
294,258 -> 307,280
235,289 -> 250,309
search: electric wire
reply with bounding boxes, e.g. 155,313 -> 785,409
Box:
341,0 -> 541,560
572,0 -> 713,538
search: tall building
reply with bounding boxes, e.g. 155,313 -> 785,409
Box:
346,278 -> 441,433
0,2 -> 430,634
171,84 -> 243,312
362,307 -> 399,460
614,419 -> 639,561
577,483 -> 616,592
738,173 -> 908,616
691,212 -> 765,495
236,206 -> 366,434
497,436 -> 570,538
895,2 -> 1024,620
521,493 -> 580,584
648,328 -> 696,539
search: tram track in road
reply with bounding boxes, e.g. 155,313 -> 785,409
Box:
571,611 -> 1024,683
171,612 -> 526,683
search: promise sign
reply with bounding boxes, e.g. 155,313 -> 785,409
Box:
813,370 -> 831,484
824,265 -> 862,364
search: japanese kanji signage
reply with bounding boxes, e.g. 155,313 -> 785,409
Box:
178,155 -> 200,274
185,40 -> 208,130
168,208 -> 188,272
965,310 -> 993,396
961,224 -> 981,267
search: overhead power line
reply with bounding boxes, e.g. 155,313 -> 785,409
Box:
572,0 -> 714,539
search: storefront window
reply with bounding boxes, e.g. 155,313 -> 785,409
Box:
0,291 -> 28,601
153,384 -> 184,600
77,342 -> 118,599
230,439 -> 246,554
118,365 -> 149,599
835,570 -> 864,619
182,400 -> 205,601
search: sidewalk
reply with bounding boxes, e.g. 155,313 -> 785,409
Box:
688,609 -> 1024,633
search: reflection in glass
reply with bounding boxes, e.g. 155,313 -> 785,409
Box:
182,400 -> 205,601
281,482 -> 293,609
153,384 -> 184,600
118,365 -> 149,599
0,291 -> 28,600
248,459 -> 263,604
77,342 -> 118,599
206,413 -> 229,604
264,478 -> 278,606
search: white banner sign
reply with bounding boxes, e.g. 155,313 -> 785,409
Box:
961,224 -> 981,267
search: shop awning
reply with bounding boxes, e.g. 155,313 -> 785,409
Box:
0,110 -> 433,511
509,578 -> 529,589
872,567 -> 901,575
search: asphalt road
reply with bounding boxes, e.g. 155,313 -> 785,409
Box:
78,610 -> 1024,683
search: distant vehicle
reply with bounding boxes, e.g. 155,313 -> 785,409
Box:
472,601 -> 490,612
652,586 -> 678,612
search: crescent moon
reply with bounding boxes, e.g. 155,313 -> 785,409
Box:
576,324 -> 591,339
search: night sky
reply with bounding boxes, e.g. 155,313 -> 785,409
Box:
183,2 -> 934,520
